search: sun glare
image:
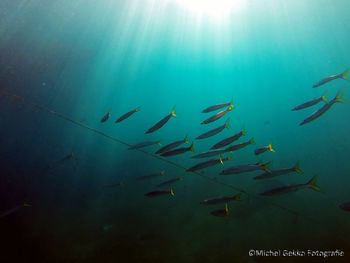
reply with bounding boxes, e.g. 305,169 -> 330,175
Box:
175,0 -> 247,19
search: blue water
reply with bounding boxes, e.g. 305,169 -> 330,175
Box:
1,0 -> 350,262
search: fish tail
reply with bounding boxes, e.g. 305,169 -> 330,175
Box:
341,68 -> 350,80
170,188 -> 175,196
321,91 -> 328,103
189,143 -> 195,153
157,141 -> 162,146
306,176 -> 320,192
225,203 -> 229,213
225,118 -> 231,129
171,105 -> 177,117
227,154 -> 233,161
234,193 -> 242,201
227,103 -> 234,111
335,90 -> 345,103
261,161 -> 271,172
293,162 -> 302,173
268,143 -> 275,152
23,202 -> 31,207
241,125 -> 247,136
184,135 -> 190,144
250,138 -> 255,145
135,107 -> 141,112
219,155 -> 224,164
160,170 -> 166,175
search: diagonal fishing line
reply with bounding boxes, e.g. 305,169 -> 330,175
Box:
0,90 -> 317,222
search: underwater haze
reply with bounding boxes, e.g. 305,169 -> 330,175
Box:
1,0 -> 350,262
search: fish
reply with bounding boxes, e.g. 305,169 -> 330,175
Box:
100,111 -> 111,123
144,189 -> 174,197
210,128 -> 246,149
103,182 -> 124,188
254,143 -> 275,155
160,143 -> 195,157
300,91 -> 344,125
200,193 -> 241,205
339,202 -> 350,212
196,119 -> 230,140
155,135 -> 189,154
225,138 -> 255,152
145,107 -> 176,134
260,176 -> 320,196
201,104 -> 234,125
0,203 -> 31,219
136,171 -> 165,180
128,140 -> 161,150
191,149 -> 227,159
220,162 -> 270,175
156,177 -> 183,187
292,95 -> 328,111
187,156 -> 232,172
254,162 -> 302,180
202,101 -> 233,113
115,107 -> 140,123
313,68 -> 350,88
210,204 -> 229,217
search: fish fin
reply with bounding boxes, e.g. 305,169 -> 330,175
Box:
219,156 -> 224,164
260,161 -> 271,172
268,143 -> 275,152
341,68 -> 350,80
227,154 -> 233,161
157,141 -> 162,146
170,188 -> 175,196
250,138 -> 255,145
225,118 -> 231,129
184,135 -> 189,144
321,91 -> 328,103
293,162 -> 302,173
234,193 -> 242,201
225,203 -> 229,213
189,143 -> 195,153
307,176 -> 320,192
171,106 -> 177,117
335,90 -> 346,103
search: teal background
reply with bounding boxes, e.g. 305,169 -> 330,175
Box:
1,0 -> 350,262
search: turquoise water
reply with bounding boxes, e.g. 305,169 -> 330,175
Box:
1,0 -> 350,262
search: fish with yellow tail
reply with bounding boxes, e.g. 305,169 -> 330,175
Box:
254,143 -> 275,155
160,143 -> 195,157
211,128 -> 246,150
187,156 -> 232,172
200,193 -> 241,205
292,94 -> 328,111
313,68 -> 350,88
196,119 -> 230,140
260,176 -> 320,196
220,162 -> 270,175
145,106 -> 176,134
210,204 -> 229,217
144,189 -> 175,198
201,104 -> 233,125
202,101 -> 233,113
115,107 -> 140,123
254,162 -> 302,180
300,91 -> 344,126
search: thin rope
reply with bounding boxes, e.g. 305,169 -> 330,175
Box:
0,90 -> 317,222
